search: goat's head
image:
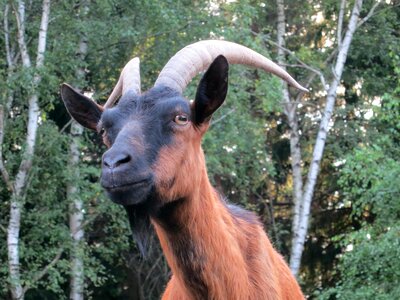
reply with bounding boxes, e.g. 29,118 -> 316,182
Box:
61,40 -> 307,251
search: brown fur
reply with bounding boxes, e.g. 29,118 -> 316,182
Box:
150,122 -> 304,300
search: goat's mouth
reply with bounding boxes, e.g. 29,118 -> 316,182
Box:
103,178 -> 151,191
102,177 -> 153,205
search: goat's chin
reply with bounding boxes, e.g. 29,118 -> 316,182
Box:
105,184 -> 153,206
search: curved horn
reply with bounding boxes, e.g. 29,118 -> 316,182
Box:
154,40 -> 308,93
104,57 -> 141,109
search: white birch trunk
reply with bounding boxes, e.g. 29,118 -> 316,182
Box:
7,1 -> 51,299
276,0 -> 304,243
289,0 -> 363,276
68,121 -> 85,300
7,197 -> 23,300
69,2 -> 89,298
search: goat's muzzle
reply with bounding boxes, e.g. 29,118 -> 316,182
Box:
100,146 -> 153,206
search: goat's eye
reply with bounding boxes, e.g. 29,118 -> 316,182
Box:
174,114 -> 189,125
99,127 -> 105,135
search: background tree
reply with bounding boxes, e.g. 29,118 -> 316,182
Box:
288,0 -> 368,276
68,2 -> 90,299
2,1 -> 51,299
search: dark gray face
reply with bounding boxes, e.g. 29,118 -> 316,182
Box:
98,87 -> 192,206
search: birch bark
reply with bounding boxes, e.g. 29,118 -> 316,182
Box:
68,121 -> 84,300
6,1 -> 51,299
69,3 -> 89,295
289,0 -> 364,276
275,0 -> 305,248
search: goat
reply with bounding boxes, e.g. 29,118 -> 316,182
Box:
61,40 -> 306,299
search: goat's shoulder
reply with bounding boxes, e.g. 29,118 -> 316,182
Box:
226,202 -> 261,227
218,196 -> 266,246
216,193 -> 262,228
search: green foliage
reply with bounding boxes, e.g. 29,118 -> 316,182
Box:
344,2 -> 400,97
318,226 -> 400,300
318,153 -> 400,299
317,84 -> 400,299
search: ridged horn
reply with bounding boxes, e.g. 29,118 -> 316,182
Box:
104,57 -> 141,109
154,40 -> 308,93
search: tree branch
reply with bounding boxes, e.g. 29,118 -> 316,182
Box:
35,0 -> 51,68
357,0 -> 383,28
295,47 -> 338,103
337,0 -> 346,47
257,33 -> 327,91
143,251 -> 164,285
4,4 -> 13,68
60,118 -> 73,134
23,247 -> 64,294
276,0 -> 286,66
12,0 -> 32,67
281,63 -> 327,90
211,108 -> 236,126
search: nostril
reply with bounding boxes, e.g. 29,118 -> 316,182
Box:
103,158 -> 111,168
115,153 -> 131,167
103,152 -> 131,169
103,156 -> 115,169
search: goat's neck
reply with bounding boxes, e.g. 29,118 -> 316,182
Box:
153,167 -> 251,299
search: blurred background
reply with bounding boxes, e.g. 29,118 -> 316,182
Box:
0,0 -> 399,299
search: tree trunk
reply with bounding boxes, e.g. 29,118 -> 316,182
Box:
68,121 -> 85,300
289,0 -> 363,276
69,2 -> 89,298
7,197 -> 23,300
7,1 -> 51,299
275,0 -> 304,254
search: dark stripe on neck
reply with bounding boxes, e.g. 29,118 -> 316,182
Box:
154,198 -> 210,299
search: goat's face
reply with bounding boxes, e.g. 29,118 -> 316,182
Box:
97,87 -> 199,206
61,56 -> 228,208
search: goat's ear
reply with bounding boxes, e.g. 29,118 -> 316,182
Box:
193,55 -> 229,124
60,83 -> 103,131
